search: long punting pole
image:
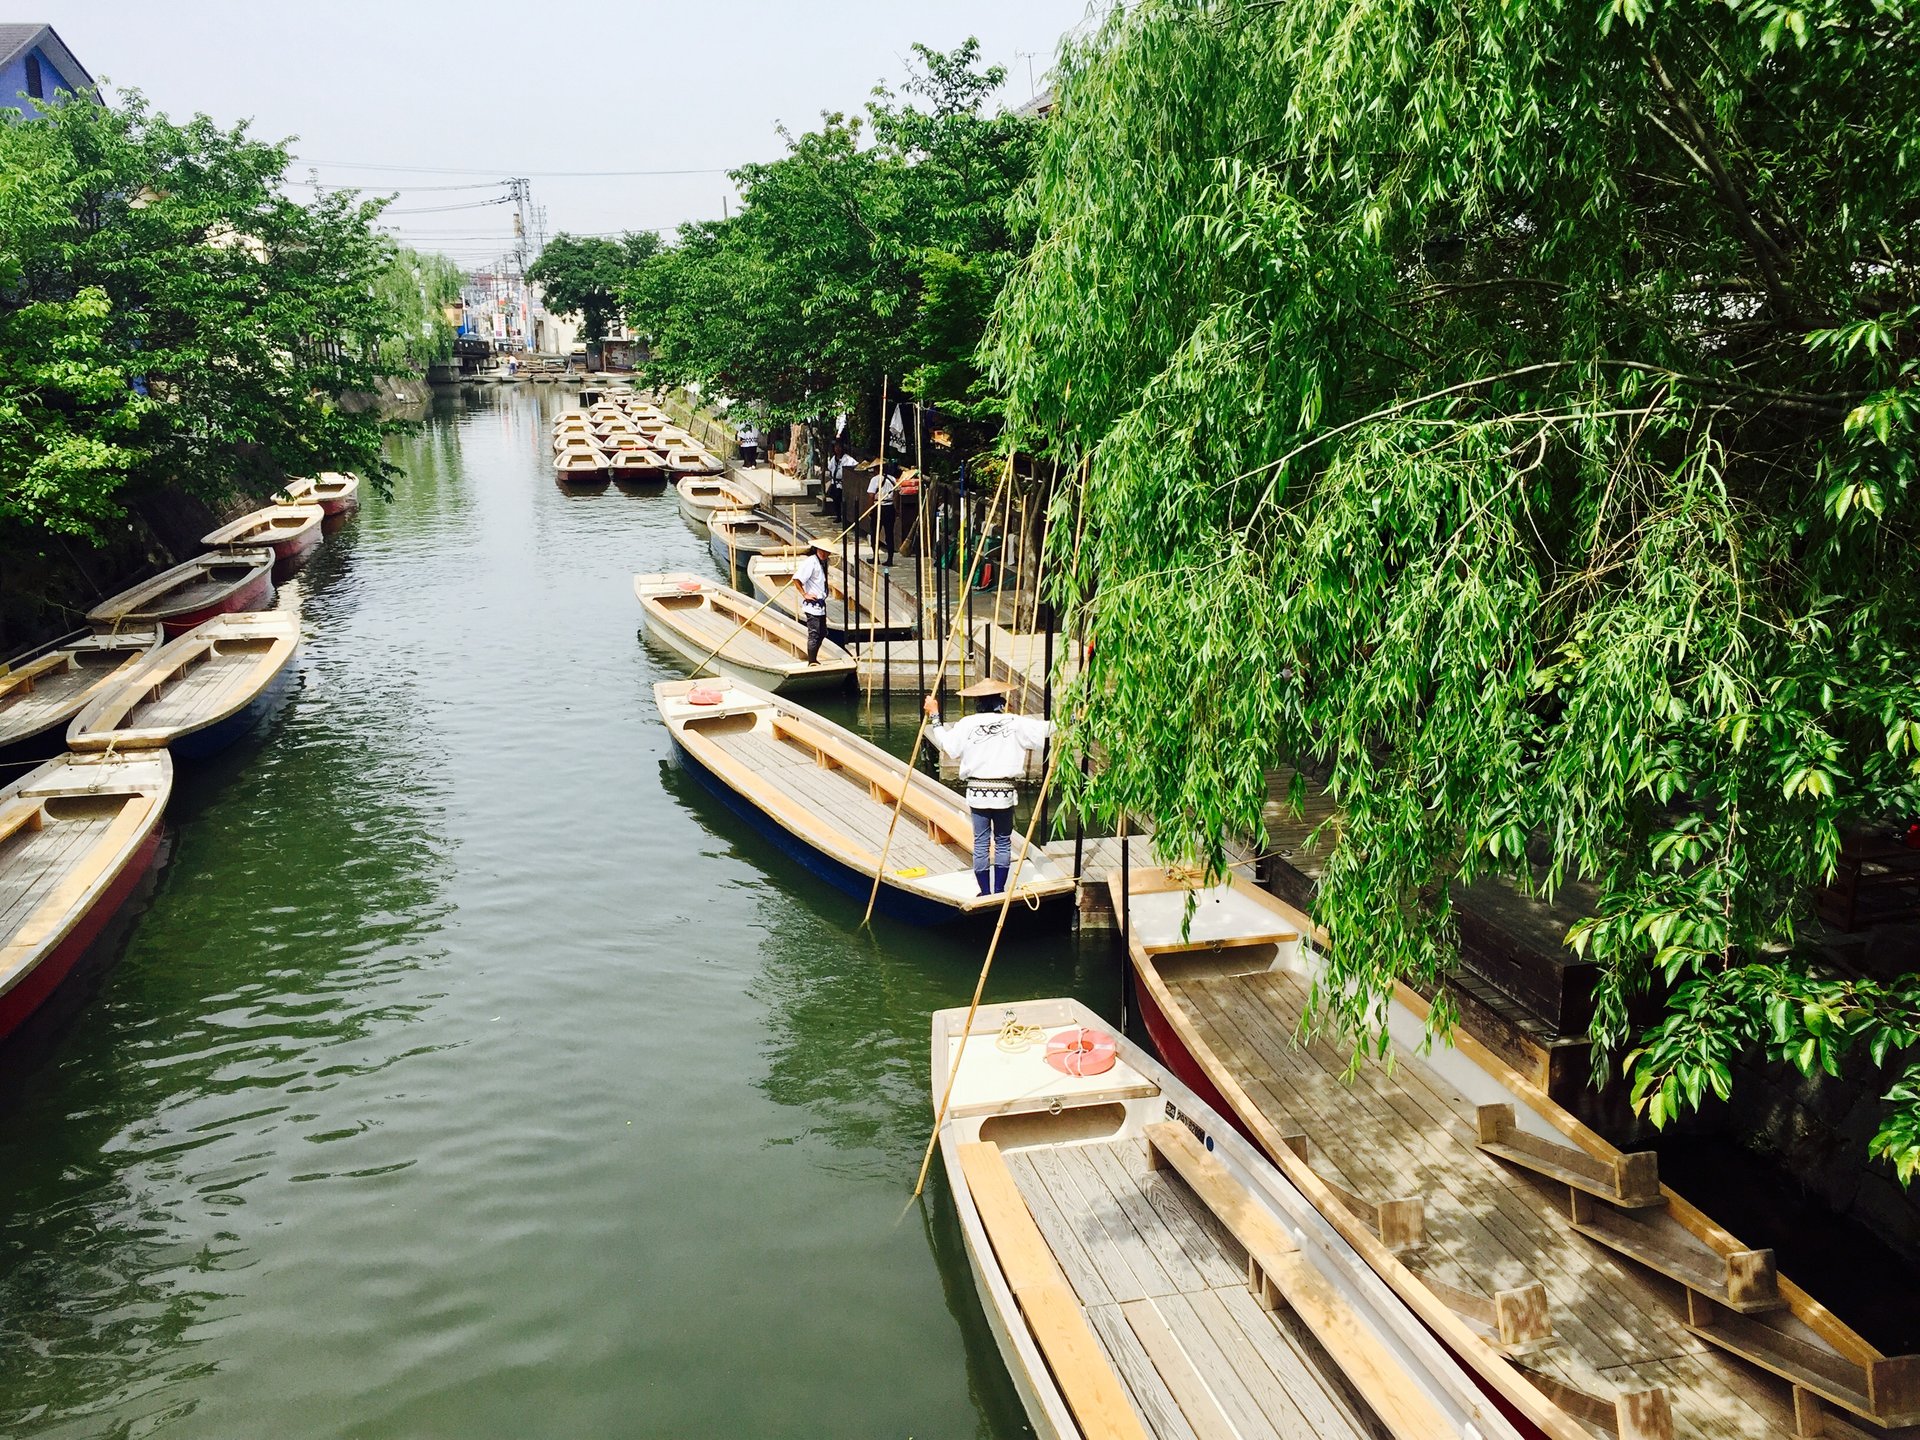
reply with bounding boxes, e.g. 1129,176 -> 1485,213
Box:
915,401 -> 927,700
860,461 -> 1016,928
913,739 -> 1066,1199
683,523 -> 856,680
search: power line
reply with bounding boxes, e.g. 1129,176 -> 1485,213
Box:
293,158 -> 731,178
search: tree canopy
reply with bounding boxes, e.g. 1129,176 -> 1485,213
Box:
0,90 -> 425,540
527,231 -> 660,344
989,0 -> 1920,1174
624,40 -> 1038,424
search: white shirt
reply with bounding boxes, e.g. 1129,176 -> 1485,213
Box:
868,472 -> 898,504
929,710 -> 1052,807
736,424 -> 759,446
826,453 -> 855,482
794,554 -> 829,615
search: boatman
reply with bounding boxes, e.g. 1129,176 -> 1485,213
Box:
736,419 -> 760,470
923,678 -> 1052,896
792,538 -> 833,664
866,461 -> 900,566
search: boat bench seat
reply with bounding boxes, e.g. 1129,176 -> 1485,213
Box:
958,1140 -> 1151,1440
1144,1120 -> 1457,1440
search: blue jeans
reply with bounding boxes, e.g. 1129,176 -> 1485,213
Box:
971,807 -> 1013,873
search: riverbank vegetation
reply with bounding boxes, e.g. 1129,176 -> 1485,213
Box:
531,40 -> 1036,447
990,0 -> 1920,1176
0,90 -> 435,543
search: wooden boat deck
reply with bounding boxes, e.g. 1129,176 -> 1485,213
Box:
0,805 -> 120,950
652,598 -> 820,675
1155,954 -> 1789,1436
707,727 -> 973,877
125,647 -> 261,730
1004,1136 -> 1391,1440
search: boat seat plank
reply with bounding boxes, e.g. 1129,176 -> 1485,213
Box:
1145,1120 -> 1457,1440
958,1141 -> 1152,1440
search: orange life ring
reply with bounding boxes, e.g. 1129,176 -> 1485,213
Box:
1045,1027 -> 1117,1077
688,685 -> 725,706
676,579 -> 703,592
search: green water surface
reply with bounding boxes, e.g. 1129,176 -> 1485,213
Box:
0,386 -> 1116,1438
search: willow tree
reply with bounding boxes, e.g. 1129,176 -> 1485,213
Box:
989,0 -> 1920,1173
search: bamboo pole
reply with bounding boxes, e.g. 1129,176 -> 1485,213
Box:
860,460 -> 1016,928
912,739 -> 1065,1199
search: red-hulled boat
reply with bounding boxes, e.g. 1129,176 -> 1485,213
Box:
88,550 -> 276,637
203,504 -> 325,568
277,471 -> 360,516
0,750 -> 172,1042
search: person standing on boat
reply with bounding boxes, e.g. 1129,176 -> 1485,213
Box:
736,419 -> 760,470
867,462 -> 900,567
923,678 -> 1052,896
792,539 -> 833,664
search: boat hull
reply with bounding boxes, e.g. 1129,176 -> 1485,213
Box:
169,646 -> 299,760
640,613 -> 849,696
670,731 -> 1039,927
1129,952 -> 1254,1143
160,568 -> 275,636
0,823 -> 161,1043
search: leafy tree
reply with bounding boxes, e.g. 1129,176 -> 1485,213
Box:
376,248 -> 465,372
0,89 -> 415,539
988,0 -> 1920,1173
624,40 -> 1037,426
528,231 -> 659,343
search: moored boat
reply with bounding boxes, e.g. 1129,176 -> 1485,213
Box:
88,550 -> 276,637
748,549 -> 919,643
635,572 -> 854,693
707,509 -> 805,578
203,504 -> 326,565
277,471 -> 360,515
68,611 -> 300,761
0,749 -> 172,1042
932,995 -> 1525,1440
0,630 -> 161,762
675,475 -> 757,530
655,676 -> 1072,925
1115,866 -> 1911,1439
554,444 -> 607,483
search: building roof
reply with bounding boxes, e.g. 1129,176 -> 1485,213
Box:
0,23 -> 96,93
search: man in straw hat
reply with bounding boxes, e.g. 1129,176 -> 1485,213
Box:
791,538 -> 834,664
923,678 -> 1053,895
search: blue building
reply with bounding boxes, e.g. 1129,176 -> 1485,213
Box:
0,23 -> 93,116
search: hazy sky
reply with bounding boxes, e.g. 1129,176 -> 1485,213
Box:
29,1 -> 1098,267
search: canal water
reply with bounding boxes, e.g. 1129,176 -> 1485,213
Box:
0,385 -> 1115,1438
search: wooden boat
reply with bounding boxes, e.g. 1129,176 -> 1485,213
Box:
0,749 -> 172,1042
68,611 -> 300,761
655,676 -> 1072,925
88,550 -> 276,637
554,444 -> 607,480
635,573 -> 854,693
1116,866 -> 1916,1440
675,475 -> 758,529
276,472 -> 360,515
932,995 -> 1525,1440
202,504 -> 325,565
748,550 -> 920,643
707,509 -> 805,576
607,447 -> 669,481
0,630 -> 161,760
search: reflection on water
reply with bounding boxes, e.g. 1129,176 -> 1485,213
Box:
0,385 -> 1107,1439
